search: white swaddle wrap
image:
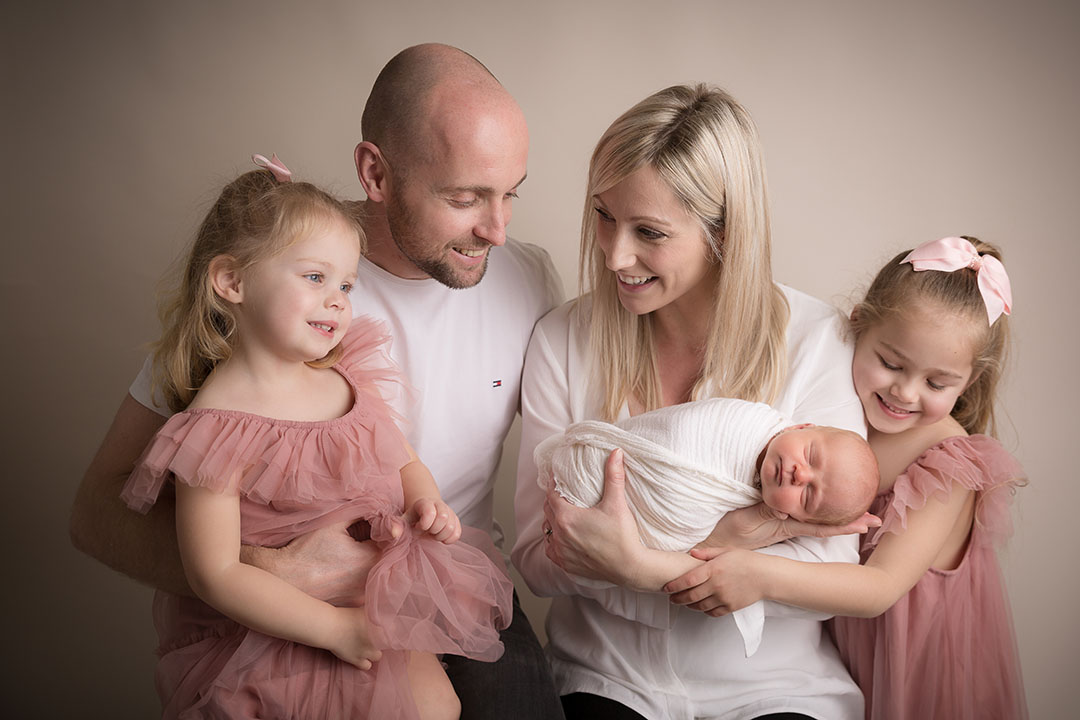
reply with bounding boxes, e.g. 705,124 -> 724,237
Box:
535,397 -> 790,657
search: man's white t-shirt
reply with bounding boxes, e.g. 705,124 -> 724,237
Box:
130,239 -> 563,544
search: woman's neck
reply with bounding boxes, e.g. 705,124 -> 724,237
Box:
649,305 -> 712,409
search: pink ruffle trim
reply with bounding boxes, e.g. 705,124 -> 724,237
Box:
122,317 -> 413,513
866,434 -> 1026,551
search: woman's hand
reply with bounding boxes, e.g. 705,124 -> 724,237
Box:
328,605 -> 383,670
696,502 -> 880,551
543,449 -> 649,588
407,497 -> 462,544
664,546 -> 764,617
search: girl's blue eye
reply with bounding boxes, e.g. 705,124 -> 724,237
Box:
340,282 -> 353,293
304,273 -> 323,283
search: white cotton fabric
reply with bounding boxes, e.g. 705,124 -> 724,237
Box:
130,239 -> 563,543
536,398 -> 788,552
534,398 -> 790,658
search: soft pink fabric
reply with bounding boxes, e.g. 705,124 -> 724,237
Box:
123,317 -> 513,719
830,435 -> 1027,720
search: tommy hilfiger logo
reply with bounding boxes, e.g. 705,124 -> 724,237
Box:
492,380 -> 502,388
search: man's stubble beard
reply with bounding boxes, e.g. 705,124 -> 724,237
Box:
384,196 -> 489,290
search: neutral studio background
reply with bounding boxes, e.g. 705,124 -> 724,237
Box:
6,1 -> 1077,717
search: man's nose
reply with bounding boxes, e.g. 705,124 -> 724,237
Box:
474,200 -> 508,246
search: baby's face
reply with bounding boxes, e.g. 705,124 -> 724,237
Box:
758,426 -> 840,523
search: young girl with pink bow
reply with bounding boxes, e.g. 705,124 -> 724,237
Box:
121,155 -> 512,720
666,236 -> 1028,719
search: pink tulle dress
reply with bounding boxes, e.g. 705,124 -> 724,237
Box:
830,435 -> 1027,720
121,317 -> 513,720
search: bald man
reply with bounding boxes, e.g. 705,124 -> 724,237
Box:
71,44 -> 564,718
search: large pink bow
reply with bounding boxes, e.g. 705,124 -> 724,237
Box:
252,153 -> 292,182
901,236 -> 1012,325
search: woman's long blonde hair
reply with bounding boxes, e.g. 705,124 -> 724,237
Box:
581,84 -> 789,420
153,168 -> 363,412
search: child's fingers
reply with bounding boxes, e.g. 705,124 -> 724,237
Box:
435,516 -> 461,544
669,581 -> 711,605
688,597 -> 721,614
413,501 -> 436,531
665,565 -> 710,594
427,509 -> 449,537
446,521 -> 462,544
428,511 -> 455,542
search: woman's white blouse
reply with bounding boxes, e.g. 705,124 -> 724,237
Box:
512,286 -> 866,720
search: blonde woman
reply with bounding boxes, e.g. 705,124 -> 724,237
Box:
513,85 -> 873,720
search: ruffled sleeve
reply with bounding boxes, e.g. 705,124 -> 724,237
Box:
335,315 -> 414,425
866,434 -> 1026,551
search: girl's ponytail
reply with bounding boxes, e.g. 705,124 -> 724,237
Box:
951,239 -> 1010,436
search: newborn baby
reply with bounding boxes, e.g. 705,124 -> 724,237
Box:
536,398 -> 878,553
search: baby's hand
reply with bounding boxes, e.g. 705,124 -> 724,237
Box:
329,606 -> 382,670
408,497 -> 462,544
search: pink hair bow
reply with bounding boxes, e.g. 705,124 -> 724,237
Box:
252,153 -> 292,182
901,236 -> 1013,325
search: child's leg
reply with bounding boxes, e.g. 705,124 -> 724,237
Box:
408,651 -> 460,720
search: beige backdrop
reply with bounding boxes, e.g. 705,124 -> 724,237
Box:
7,1 -> 1077,717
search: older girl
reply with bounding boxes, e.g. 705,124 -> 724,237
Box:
668,236 -> 1028,719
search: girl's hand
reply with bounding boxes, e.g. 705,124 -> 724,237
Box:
665,546 -> 763,616
696,502 -> 881,551
328,606 -> 383,670
543,449 -> 648,587
407,497 -> 462,544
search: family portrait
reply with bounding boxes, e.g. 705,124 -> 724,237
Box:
8,1 -> 1077,718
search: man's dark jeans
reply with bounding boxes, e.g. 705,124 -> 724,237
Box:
442,591 -> 564,719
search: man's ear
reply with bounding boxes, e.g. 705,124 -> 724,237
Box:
209,255 -> 243,304
355,141 -> 390,203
